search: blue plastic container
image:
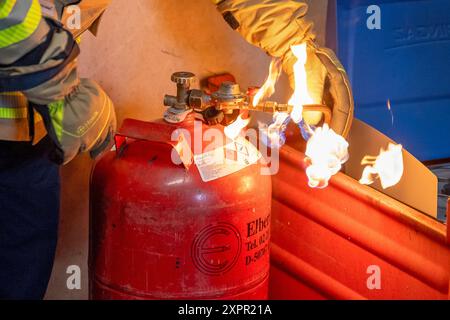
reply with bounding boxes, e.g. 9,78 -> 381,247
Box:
334,0 -> 450,161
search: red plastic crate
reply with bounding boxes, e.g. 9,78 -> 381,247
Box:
269,145 -> 450,300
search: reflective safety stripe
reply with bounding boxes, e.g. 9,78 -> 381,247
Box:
0,0 -> 32,30
0,91 -> 27,120
0,92 -> 43,122
0,106 -> 27,118
0,0 -> 41,48
0,91 -> 22,96
0,0 -> 16,19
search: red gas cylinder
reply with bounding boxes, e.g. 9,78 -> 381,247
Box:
89,115 -> 272,299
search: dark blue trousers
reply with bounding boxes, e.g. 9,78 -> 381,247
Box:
0,136 -> 60,299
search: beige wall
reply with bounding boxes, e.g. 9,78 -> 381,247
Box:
45,0 -> 328,299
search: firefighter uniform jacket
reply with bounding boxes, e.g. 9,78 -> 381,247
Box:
0,0 -> 116,164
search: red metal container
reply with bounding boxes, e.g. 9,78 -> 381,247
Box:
89,117 -> 271,299
270,145 -> 450,300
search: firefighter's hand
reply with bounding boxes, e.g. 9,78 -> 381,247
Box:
18,19 -> 117,165
26,74 -> 117,164
89,124 -> 115,160
215,0 -> 354,137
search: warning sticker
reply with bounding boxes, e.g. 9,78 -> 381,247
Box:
194,137 -> 261,182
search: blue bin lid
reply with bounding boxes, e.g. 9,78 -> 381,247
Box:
335,0 -> 450,161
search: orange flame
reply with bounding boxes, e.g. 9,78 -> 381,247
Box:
305,124 -> 349,188
387,99 -> 394,126
359,143 -> 404,189
224,114 -> 251,140
252,58 -> 283,107
254,42 -> 351,189
288,43 -> 314,123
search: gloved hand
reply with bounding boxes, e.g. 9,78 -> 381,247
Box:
215,0 -> 354,137
25,65 -> 117,164
0,1 -> 115,164
19,19 -> 117,164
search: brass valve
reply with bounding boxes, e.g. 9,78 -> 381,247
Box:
163,72 -> 210,112
163,71 -> 332,126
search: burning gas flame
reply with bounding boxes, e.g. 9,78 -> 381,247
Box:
288,43 -> 314,123
288,43 -> 349,188
387,99 -> 394,126
253,57 -> 289,148
259,112 -> 290,149
305,124 -> 349,188
359,143 -> 404,189
256,42 -> 350,189
253,58 -> 282,107
224,114 -> 250,140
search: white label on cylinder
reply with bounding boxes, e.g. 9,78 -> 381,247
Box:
194,137 -> 261,182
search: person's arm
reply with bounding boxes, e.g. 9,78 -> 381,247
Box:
0,0 -> 116,164
213,0 -> 353,137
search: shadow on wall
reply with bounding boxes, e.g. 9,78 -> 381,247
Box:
45,0 -> 328,299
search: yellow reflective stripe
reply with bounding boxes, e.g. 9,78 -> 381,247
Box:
0,0 -> 16,19
0,106 -> 27,119
0,0 -> 41,48
211,0 -> 223,4
0,91 -> 22,96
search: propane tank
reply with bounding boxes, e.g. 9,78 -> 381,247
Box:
89,73 -> 272,299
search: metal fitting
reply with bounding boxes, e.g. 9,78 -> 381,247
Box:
211,82 -> 247,110
164,72 -> 196,111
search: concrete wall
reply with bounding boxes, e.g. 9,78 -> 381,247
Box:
44,0 -> 328,299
